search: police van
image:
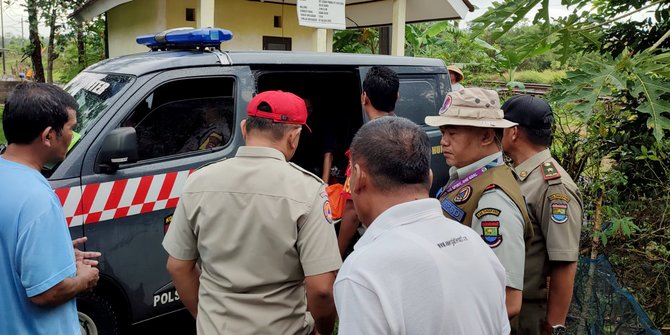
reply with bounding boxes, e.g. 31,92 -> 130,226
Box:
44,28 -> 452,333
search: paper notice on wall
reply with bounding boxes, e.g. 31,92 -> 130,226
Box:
297,0 -> 346,30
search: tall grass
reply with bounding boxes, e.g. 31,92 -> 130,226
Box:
487,69 -> 567,84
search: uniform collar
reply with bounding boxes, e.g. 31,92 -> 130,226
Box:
513,149 -> 551,181
449,151 -> 503,182
236,146 -> 287,161
354,198 -> 443,249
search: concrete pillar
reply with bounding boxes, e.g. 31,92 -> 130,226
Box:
326,29 -> 334,53
313,28 -> 328,52
391,0 -> 406,56
197,0 -> 215,28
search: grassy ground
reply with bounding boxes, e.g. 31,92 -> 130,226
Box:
486,69 -> 567,84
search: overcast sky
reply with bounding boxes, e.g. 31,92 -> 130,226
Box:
1,1 -> 29,38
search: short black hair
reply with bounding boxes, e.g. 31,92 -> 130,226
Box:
245,103 -> 300,141
3,82 -> 78,144
363,66 -> 399,113
350,116 -> 431,191
519,125 -> 552,147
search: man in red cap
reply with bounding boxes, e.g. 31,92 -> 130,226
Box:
163,91 -> 341,335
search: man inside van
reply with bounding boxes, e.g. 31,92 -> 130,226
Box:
0,82 -> 101,334
425,87 -> 532,318
338,65 -> 399,258
164,90 -> 341,335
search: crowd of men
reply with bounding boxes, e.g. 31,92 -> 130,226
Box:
1,65 -> 581,335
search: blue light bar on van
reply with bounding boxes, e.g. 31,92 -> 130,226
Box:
136,28 -> 233,50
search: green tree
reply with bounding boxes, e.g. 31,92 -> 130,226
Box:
473,0 -> 670,326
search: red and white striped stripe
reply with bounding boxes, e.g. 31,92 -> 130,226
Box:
55,169 -> 194,227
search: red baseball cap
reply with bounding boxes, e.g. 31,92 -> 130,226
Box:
247,90 -> 311,132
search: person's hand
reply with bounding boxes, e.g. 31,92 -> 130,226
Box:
76,262 -> 100,292
72,237 -> 102,266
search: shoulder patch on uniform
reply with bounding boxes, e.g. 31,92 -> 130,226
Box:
481,221 -> 503,248
440,198 -> 466,223
453,185 -> 472,204
323,201 -> 334,224
548,193 -> 570,202
475,208 -> 501,219
541,161 -> 561,181
289,162 -> 325,184
550,203 -> 568,223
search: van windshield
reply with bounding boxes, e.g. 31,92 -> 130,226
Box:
65,72 -> 134,141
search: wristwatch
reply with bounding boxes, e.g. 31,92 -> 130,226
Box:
551,324 -> 567,335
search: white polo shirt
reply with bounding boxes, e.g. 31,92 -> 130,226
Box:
334,198 -> 510,335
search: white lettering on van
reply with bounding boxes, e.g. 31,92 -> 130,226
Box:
85,80 -> 110,95
153,291 -> 181,307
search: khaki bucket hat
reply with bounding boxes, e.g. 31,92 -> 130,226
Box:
425,88 -> 518,128
447,65 -> 464,82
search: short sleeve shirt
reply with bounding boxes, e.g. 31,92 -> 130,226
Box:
162,146 -> 342,335
334,199 -> 510,335
0,157 -> 79,335
446,152 -> 526,290
513,149 -> 582,299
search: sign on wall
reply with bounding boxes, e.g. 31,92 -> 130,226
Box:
297,0 -> 346,30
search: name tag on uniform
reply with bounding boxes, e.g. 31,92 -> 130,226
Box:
440,198 -> 466,223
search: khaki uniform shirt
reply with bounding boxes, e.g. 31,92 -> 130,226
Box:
163,146 -> 342,335
514,149 -> 582,300
442,152 -> 527,290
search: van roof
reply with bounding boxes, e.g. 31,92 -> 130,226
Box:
85,50 -> 446,76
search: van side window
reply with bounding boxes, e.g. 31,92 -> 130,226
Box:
124,78 -> 235,161
396,77 -> 438,125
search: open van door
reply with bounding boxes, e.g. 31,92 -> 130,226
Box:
358,65 -> 450,195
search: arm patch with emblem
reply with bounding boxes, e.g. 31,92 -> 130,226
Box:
475,208 -> 501,219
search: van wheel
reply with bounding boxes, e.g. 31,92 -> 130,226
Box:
78,292 -> 120,335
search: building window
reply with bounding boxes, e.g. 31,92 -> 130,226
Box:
274,16 -> 282,28
263,36 -> 292,51
186,8 -> 195,22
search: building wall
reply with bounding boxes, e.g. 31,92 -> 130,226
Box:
166,0 -> 198,29
214,0 -> 315,51
108,0 -> 167,57
107,0 -> 325,56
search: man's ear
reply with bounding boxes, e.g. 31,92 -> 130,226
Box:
428,168 -> 434,187
240,119 -> 247,143
481,128 -> 496,146
287,126 -> 302,151
351,163 -> 367,195
41,127 -> 53,147
361,92 -> 368,106
511,126 -> 519,142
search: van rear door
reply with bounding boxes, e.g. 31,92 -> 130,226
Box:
358,66 -> 449,195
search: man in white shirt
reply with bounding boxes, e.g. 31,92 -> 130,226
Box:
334,116 -> 510,334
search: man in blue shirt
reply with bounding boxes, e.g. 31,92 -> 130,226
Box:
0,83 -> 100,334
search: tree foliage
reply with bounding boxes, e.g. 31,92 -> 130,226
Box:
20,0 -> 104,84
474,0 -> 670,326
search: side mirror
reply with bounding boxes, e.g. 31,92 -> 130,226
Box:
96,127 -> 138,173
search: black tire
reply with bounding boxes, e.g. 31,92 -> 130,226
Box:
77,292 -> 120,335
